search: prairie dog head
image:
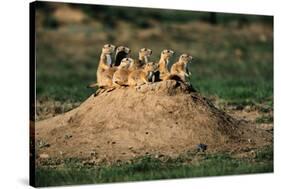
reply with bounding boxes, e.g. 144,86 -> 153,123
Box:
161,49 -> 174,60
144,62 -> 159,72
119,58 -> 134,69
139,48 -> 152,58
179,53 -> 193,64
102,44 -> 116,54
116,46 -> 131,55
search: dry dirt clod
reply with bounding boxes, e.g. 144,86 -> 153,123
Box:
196,144 -> 208,152
64,134 -> 72,140
91,151 -> 97,157
39,153 -> 49,159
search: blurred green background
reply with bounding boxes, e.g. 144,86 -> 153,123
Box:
35,2 -> 273,120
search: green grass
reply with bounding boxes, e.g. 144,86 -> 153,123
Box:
256,115 -> 274,123
35,147 -> 273,187
34,5 -> 273,187
35,25 -> 273,109
35,5 -> 273,107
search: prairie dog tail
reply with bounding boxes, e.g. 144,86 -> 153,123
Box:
87,83 -> 109,89
87,82 -> 99,88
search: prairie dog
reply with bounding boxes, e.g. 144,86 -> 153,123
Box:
114,46 -> 131,67
96,44 -> 116,87
158,49 -> 174,80
128,62 -> 159,86
112,58 -> 134,86
132,48 -> 153,70
168,53 -> 193,82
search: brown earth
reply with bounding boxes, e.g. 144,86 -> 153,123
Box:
35,80 -> 272,165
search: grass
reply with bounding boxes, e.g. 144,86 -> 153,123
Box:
34,3 -> 273,187
35,14 -> 273,109
35,146 -> 273,187
256,115 -> 274,123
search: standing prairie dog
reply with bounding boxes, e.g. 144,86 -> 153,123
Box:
158,49 -> 174,80
128,62 -> 159,86
112,58 -> 134,86
97,44 -> 116,70
113,46 -> 131,67
131,48 -> 153,70
168,53 -> 193,82
94,44 -> 116,88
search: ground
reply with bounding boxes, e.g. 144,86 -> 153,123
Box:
33,2 -> 273,187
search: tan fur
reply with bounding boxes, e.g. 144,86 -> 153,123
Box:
112,58 -> 134,86
158,49 -> 174,80
114,46 -> 131,67
167,53 -> 193,82
90,44 -> 116,88
128,62 -> 159,86
131,48 -> 153,70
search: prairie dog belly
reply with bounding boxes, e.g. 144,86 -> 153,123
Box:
128,70 -> 144,86
99,67 -> 116,87
113,69 -> 130,86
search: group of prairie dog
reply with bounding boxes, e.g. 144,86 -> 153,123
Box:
89,44 -> 193,89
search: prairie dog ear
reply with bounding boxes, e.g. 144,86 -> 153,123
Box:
103,44 -> 115,51
104,44 -> 112,48
180,54 -> 187,58
116,46 -> 124,52
126,47 -> 131,53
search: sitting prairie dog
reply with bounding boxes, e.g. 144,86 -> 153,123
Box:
113,46 -> 131,67
97,44 -> 116,71
128,62 -> 159,86
166,53 -> 193,82
94,44 -> 116,88
158,49 -> 174,80
131,48 -> 153,70
112,58 -> 134,86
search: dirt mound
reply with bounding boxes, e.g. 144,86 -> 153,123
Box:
35,81 -> 271,164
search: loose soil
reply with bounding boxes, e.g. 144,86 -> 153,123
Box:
35,81 -> 272,165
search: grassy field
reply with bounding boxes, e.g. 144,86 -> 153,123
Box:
35,146 -> 273,187
34,2 -> 273,186
35,3 -> 273,116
